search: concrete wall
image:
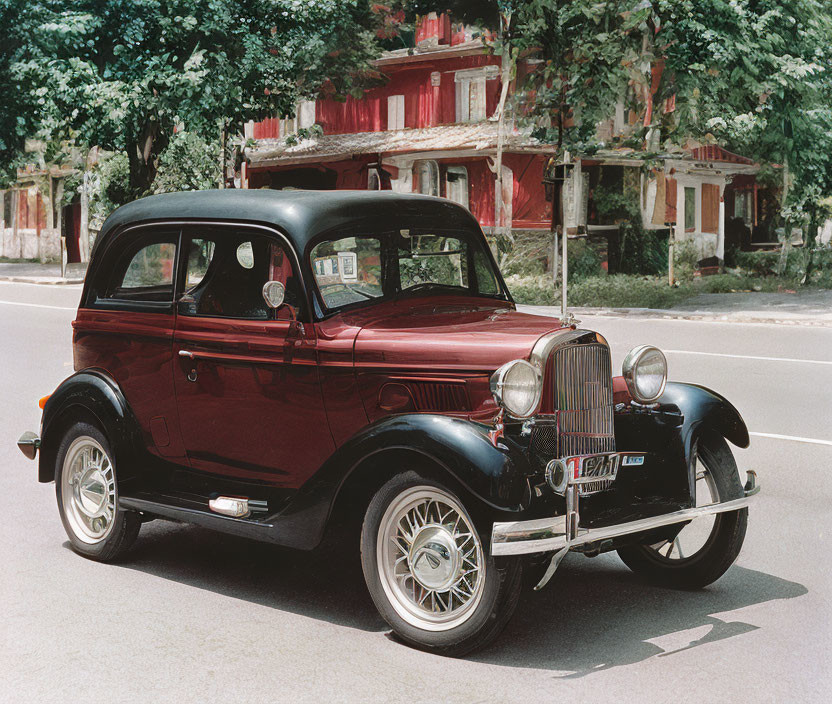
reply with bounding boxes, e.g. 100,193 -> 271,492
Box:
0,227 -> 60,261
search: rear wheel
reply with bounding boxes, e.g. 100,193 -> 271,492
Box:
361,472 -> 522,657
55,422 -> 140,561
617,431 -> 747,588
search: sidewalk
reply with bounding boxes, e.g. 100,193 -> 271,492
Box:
0,261 -> 87,285
521,289 -> 832,327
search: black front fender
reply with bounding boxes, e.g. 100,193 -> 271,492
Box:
273,414 -> 534,550
39,369 -> 141,483
659,382 -> 749,450
614,381 -> 749,506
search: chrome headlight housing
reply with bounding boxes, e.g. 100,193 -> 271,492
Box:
490,359 -> 541,419
622,345 -> 667,403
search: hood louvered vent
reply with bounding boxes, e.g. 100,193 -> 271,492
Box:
409,381 -> 470,412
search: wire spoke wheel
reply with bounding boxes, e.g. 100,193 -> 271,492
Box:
645,457 -> 720,563
617,432 -> 748,590
60,436 -> 117,544
377,487 -> 486,631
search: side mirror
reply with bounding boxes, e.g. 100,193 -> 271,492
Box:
262,280 -> 286,309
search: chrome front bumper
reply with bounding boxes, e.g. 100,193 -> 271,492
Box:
492,469 -> 759,557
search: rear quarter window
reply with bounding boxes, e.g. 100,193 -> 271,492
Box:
92,232 -> 179,307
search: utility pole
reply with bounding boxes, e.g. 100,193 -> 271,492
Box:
218,120 -> 228,189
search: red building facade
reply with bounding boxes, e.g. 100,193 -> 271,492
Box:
245,15 -> 552,237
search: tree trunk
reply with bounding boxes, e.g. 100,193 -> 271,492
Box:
127,117 -> 169,196
79,171 -> 90,262
218,120 -> 228,189
801,205 -> 818,285
776,156 -> 791,277
493,12 -> 513,242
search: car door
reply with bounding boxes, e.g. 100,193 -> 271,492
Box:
172,224 -> 333,487
73,226 -> 188,463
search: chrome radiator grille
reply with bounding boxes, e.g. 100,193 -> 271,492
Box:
555,343 -> 615,456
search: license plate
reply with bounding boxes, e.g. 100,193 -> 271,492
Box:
570,453 -> 620,481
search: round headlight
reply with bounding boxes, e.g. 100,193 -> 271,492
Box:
490,359 -> 541,418
622,345 -> 667,403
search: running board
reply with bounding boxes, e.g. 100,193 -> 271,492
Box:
119,494 -> 277,543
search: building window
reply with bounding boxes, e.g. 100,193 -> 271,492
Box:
414,160 -> 439,197
388,95 -> 405,131
454,66 -> 498,123
734,190 -> 753,225
444,166 -> 469,208
684,186 -> 696,231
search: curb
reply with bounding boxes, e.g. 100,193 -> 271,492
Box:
0,276 -> 85,286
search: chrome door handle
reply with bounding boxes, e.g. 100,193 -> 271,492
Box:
179,349 -> 198,382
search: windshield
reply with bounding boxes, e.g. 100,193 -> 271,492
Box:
310,228 -> 507,312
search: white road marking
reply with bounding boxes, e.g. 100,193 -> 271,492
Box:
0,299 -> 75,311
750,431 -> 832,447
0,280 -> 82,288
664,349 -> 832,366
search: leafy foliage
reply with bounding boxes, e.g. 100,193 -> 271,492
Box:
151,131 -> 220,194
5,1 -> 394,193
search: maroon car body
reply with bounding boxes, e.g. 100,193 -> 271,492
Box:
20,190 -> 758,656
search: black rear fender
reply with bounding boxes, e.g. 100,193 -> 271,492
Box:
39,370 -> 142,484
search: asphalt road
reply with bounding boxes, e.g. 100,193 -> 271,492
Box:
1,281 -> 830,703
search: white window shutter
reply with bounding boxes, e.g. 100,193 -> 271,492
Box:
471,78 -> 486,121
455,80 -> 469,123
387,95 -> 404,130
298,100 -> 316,129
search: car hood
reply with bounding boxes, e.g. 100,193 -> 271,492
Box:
349,298 -> 567,373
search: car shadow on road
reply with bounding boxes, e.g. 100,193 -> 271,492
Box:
98,519 -> 807,672
473,553 -> 807,676
104,519 -> 386,631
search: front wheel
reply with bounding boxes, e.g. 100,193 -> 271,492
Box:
617,431 -> 748,589
360,472 -> 522,657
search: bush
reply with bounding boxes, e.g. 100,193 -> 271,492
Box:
505,273 -> 688,309
504,274 -> 559,306
616,222 -> 668,276
499,233 -> 603,280
568,275 -> 686,308
734,251 -> 780,276
672,240 -> 699,281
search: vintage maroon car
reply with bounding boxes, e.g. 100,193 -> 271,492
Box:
19,190 -> 758,655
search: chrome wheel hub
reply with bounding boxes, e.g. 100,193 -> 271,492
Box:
378,487 -> 485,632
61,436 -> 116,544
408,526 -> 461,591
74,467 -> 109,518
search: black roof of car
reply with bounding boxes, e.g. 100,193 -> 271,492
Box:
94,189 -> 481,257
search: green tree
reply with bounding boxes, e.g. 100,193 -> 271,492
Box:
0,0 -> 36,187
647,0 -> 832,276
415,0 -> 832,281
7,0 -> 392,195
151,131 -> 220,194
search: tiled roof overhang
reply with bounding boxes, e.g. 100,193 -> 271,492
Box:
247,122 -> 552,168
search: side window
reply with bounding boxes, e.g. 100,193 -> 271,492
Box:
473,247 -> 499,294
178,230 -> 302,320
185,239 -> 216,290
102,234 -> 178,303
